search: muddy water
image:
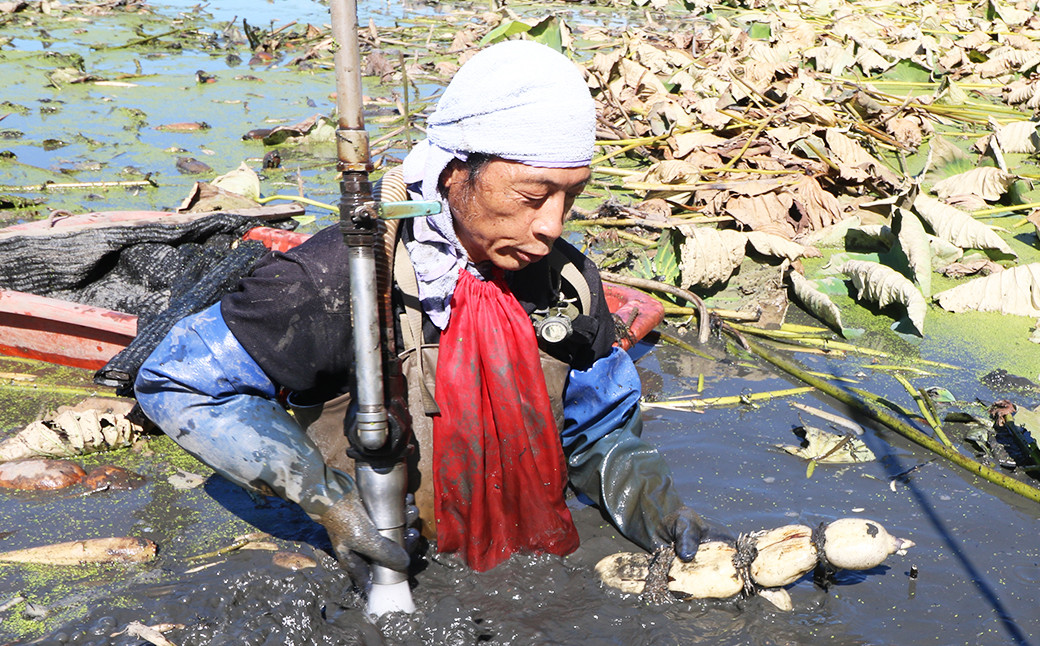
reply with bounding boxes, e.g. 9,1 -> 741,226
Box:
3,330 -> 1039,645
2,0 -> 1040,644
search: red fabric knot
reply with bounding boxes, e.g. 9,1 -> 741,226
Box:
432,268 -> 579,571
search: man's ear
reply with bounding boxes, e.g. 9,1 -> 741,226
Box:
438,158 -> 470,196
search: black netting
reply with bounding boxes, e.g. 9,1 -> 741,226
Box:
95,239 -> 272,394
0,213 -> 282,317
0,212 -> 296,393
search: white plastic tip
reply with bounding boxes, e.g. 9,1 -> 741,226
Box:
366,580 -> 416,618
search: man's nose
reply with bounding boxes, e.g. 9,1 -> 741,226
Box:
532,195 -> 566,241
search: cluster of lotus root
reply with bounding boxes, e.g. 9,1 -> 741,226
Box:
596,518 -> 914,611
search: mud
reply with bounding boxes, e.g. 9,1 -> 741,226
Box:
2,325 -> 1039,645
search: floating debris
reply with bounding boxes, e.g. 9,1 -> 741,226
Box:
0,458 -> 86,490
272,551 -> 317,571
113,621 -> 183,646
0,536 -> 157,565
778,425 -> 876,464
596,518 -> 914,610
0,398 -> 149,462
81,465 -> 146,492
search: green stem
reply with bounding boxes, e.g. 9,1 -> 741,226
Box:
657,331 -> 715,361
0,382 -> 118,398
741,337 -> 1040,504
256,194 -> 336,212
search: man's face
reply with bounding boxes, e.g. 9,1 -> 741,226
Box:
442,158 -> 590,271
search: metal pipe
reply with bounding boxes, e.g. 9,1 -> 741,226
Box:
330,0 -> 369,173
346,240 -> 388,449
330,0 -> 414,617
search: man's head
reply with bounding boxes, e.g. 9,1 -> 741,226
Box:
441,155 -> 589,270
405,40 -> 596,270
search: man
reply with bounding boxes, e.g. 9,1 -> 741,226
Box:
135,40 -> 711,583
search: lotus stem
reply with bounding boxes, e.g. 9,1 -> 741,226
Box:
600,271 -> 711,344
657,331 -> 715,361
0,382 -> 119,398
660,304 -> 758,321
187,539 -> 251,561
892,373 -> 953,448
738,337 -> 1040,505
1,179 -> 158,192
592,167 -> 642,178
256,194 -> 336,212
645,386 -> 815,410
569,217 -> 691,230
615,230 -> 659,247
868,365 -> 936,376
972,201 -> 1040,217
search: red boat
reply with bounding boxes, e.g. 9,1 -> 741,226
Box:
0,209 -> 663,372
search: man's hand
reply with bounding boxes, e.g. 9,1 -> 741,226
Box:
665,506 -> 733,562
319,488 -> 410,586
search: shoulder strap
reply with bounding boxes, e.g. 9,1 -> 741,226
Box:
546,247 -> 592,315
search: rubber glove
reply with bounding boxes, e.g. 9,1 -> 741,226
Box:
561,347 -> 718,561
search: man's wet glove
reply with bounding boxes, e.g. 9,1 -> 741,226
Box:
563,348 -> 728,560
318,481 -> 410,587
664,506 -> 734,561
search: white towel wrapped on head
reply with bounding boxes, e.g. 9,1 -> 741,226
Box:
427,40 -> 595,168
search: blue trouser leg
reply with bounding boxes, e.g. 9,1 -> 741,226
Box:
134,304 -> 350,519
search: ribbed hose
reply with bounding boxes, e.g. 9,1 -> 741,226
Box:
374,169 -> 409,408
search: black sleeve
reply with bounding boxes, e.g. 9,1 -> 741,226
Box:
220,225 -> 354,400
510,237 -> 615,371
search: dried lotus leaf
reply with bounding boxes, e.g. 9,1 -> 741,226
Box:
895,208 -> 933,297
778,425 -> 876,463
994,120 -> 1040,154
913,195 -> 1016,258
932,167 -> 1015,202
678,226 -> 747,288
211,161 -> 261,201
845,224 -> 895,251
746,231 -> 810,262
838,259 -> 927,335
667,541 -> 743,599
823,129 -> 900,186
933,262 -> 1040,318
672,131 -> 727,158
749,525 -> 818,588
788,270 -> 847,337
822,518 -> 914,570
633,159 -> 701,186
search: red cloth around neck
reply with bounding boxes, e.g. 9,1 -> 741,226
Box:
432,268 -> 579,571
